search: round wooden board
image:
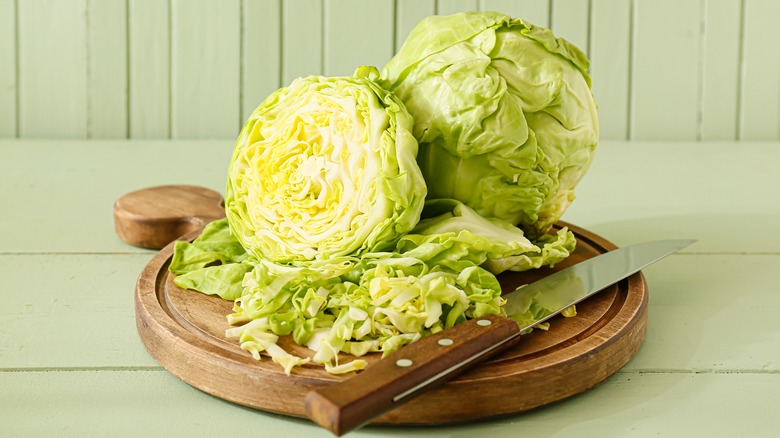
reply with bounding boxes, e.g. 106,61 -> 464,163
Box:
135,222 -> 647,425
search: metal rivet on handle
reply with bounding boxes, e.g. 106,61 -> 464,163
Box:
476,319 -> 492,327
395,358 -> 413,367
437,338 -> 453,346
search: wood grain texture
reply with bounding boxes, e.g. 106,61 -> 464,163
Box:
128,0 -> 170,138
114,185 -> 226,249
631,0 -> 702,140
133,220 -> 648,424
18,0 -> 88,138
87,0 -> 128,138
739,0 -> 780,140
0,0 -> 16,137
241,0 -> 281,122
701,0 -> 741,141
589,0 -> 630,140
171,0 -> 240,139
282,0 -> 323,84
323,0 -> 394,77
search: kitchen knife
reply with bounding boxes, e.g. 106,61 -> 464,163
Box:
304,239 -> 695,435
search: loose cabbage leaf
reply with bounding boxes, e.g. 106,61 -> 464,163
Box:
397,199 -> 575,274
168,219 -> 247,274
173,263 -> 253,301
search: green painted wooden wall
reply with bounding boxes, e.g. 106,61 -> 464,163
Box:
0,0 -> 778,141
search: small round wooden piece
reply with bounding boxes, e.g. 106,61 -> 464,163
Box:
114,185 -> 225,249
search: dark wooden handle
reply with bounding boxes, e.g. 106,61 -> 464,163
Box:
304,313 -> 521,435
114,185 -> 226,249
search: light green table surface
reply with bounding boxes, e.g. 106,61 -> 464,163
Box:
1,140 -> 779,437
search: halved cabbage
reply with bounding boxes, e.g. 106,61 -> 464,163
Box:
225,73 -> 426,264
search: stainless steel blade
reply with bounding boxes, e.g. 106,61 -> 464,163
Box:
504,239 -> 696,331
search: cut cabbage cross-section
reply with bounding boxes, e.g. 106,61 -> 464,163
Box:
226,73 -> 427,264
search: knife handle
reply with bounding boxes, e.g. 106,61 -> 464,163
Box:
304,313 -> 521,436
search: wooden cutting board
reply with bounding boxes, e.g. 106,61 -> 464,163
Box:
118,185 -> 648,425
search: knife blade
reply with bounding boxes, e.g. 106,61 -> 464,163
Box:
304,239 -> 695,435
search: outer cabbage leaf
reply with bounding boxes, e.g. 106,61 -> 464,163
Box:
225,72 -> 426,264
380,11 -> 598,238
397,199 -> 575,274
169,219 -> 252,300
169,219 -> 248,274
173,263 -> 254,301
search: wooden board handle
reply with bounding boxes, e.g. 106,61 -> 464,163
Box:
114,185 -> 225,249
304,314 -> 521,436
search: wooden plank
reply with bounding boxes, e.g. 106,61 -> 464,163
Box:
0,254 -> 160,369
241,0 -> 281,122
589,0 -> 630,140
0,140 -> 233,253
87,0 -> 128,138
282,0 -> 322,85
323,0 -> 394,77
628,254 -> 780,372
128,0 -> 170,138
0,0 -> 16,137
550,0 -> 589,55
396,0 -> 435,52
17,0 -> 88,138
481,0 -> 550,27
631,0 -> 702,140
563,141 -> 780,254
740,0 -> 780,140
171,0 -> 240,139
700,0 -> 741,140
438,0 -> 478,15
1,370 -> 777,436
3,139 -> 780,254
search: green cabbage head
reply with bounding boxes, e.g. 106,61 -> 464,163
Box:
225,72 -> 426,264
380,12 -> 598,238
